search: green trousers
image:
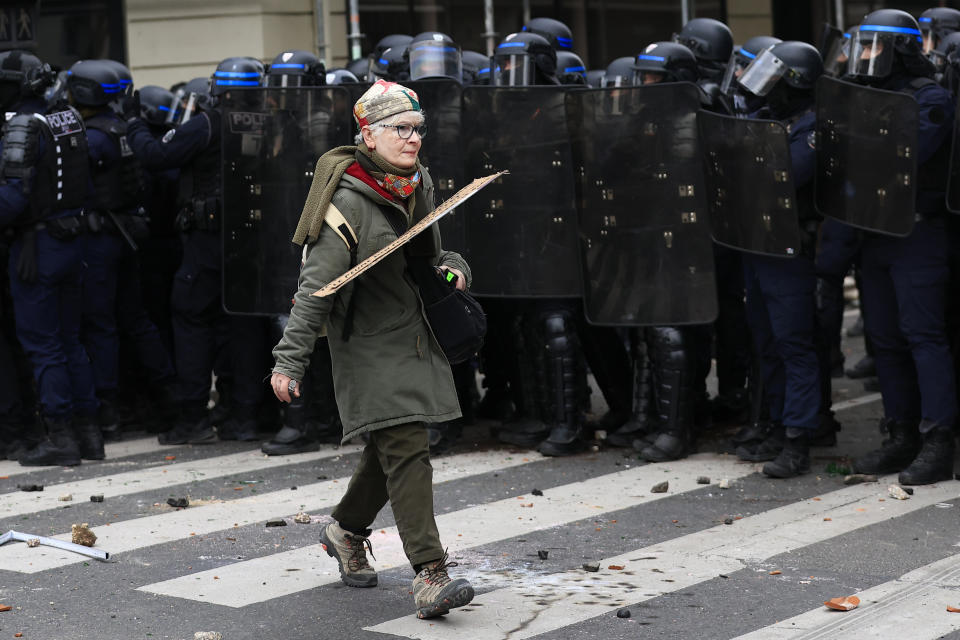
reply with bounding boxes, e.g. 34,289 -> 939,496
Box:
330,422 -> 443,569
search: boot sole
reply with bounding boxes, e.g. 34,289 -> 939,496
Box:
19,456 -> 81,467
416,584 -> 475,619
762,462 -> 810,478
538,441 -> 584,457
320,530 -> 378,588
898,469 -> 954,486
261,441 -> 321,456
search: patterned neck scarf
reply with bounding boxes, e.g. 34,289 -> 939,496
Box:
356,147 -> 422,215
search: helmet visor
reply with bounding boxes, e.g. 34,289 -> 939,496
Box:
493,53 -> 533,86
265,72 -> 306,88
600,71 -> 633,87
720,48 -> 756,95
737,48 -> 786,97
409,42 -> 462,80
823,29 -> 853,77
848,27 -> 900,78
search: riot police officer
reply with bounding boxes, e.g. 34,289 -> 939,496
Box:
674,17 -> 735,111
0,50 -> 102,466
461,51 -> 491,86
920,7 -> 960,55
126,57 -> 270,444
730,41 -> 825,478
408,32 -> 462,82
555,51 -> 587,85
720,35 -> 782,115
845,10 -> 957,485
68,60 -> 177,440
522,17 -> 574,52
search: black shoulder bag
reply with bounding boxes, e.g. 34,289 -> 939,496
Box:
379,204 -> 486,364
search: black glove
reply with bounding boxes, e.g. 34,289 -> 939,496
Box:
121,90 -> 141,122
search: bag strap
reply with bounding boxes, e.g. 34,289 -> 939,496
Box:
320,203 -> 360,341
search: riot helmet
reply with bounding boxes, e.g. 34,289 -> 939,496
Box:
211,57 -> 264,95
493,32 -> 557,86
738,40 -> 822,96
373,34 -> 414,61
345,58 -> 368,82
849,10 -> 931,79
66,60 -> 123,107
920,7 -> 960,54
932,29 -> 960,69
601,56 -> 638,87
633,42 -> 699,85
169,76 -> 211,125
522,17 -> 574,51
674,17 -> 734,77
325,68 -> 360,85
369,44 -> 410,82
100,59 -> 133,96
0,50 -> 52,110
266,50 -> 325,87
461,50 -> 491,85
823,28 -> 854,77
138,85 -> 175,126
720,35 -> 781,95
555,51 -> 587,85
585,69 -> 605,88
408,32 -> 462,81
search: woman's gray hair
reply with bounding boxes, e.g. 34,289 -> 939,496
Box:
355,109 -> 426,146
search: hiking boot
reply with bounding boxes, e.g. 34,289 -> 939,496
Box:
412,551 -> 474,619
762,431 -> 810,478
899,425 -> 955,486
737,424 -> 785,462
19,418 -> 81,467
320,523 -> 377,588
853,418 -> 920,475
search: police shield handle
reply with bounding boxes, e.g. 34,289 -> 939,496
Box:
311,171 -> 508,298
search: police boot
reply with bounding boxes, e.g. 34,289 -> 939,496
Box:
75,414 -> 105,460
762,428 -> 810,478
477,388 -> 515,422
217,404 -> 259,441
538,311 -> 587,457
898,424 -> 955,486
499,314 -> 550,447
428,421 -> 463,457
638,328 -> 695,462
19,417 -> 81,467
731,420 -> 772,448
845,354 -> 876,379
711,388 -> 750,425
262,396 -> 319,455
852,418 -> 921,475
737,423 -> 785,462
808,411 -> 842,448
97,391 -> 121,442
152,381 -> 180,431
607,334 -> 653,448
0,415 -> 38,461
159,409 -> 216,445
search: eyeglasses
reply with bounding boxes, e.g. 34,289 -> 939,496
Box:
381,123 -> 427,139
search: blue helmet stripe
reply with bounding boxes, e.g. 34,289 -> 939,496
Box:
859,24 -> 923,42
919,17 -> 933,23
497,42 -> 526,49
271,63 -> 305,69
563,65 -> 586,73
636,54 -> 666,62
412,45 -> 457,53
214,70 -> 261,78
556,36 -> 573,48
157,105 -> 170,111
739,48 -> 757,59
214,79 -> 261,86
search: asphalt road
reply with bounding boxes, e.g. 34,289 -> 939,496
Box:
2,314 -> 960,640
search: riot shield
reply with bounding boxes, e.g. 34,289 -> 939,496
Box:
460,86 -> 581,298
947,100 -> 960,214
221,87 -> 353,314
815,76 -> 918,236
698,110 -> 801,258
406,79 -> 465,252
566,83 -> 717,326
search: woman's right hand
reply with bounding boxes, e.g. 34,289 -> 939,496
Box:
270,372 -> 301,403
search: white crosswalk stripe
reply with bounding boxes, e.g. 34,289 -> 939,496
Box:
0,444 -> 362,518
0,449 -> 540,573
733,553 -> 960,640
365,479 -> 960,639
137,453 -> 755,607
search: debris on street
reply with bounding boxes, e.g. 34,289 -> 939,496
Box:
531,488 -> 544,496
293,512 -> 311,524
582,562 -> 600,572
824,596 -> 860,611
537,550 -> 549,560
0,530 -> 109,561
651,481 -> 669,493
888,485 -> 910,500
90,494 -> 104,503
718,478 -> 731,489
17,484 -> 42,492
696,476 -> 711,484
266,519 -> 287,527
71,523 -> 97,547
167,497 -> 189,508
194,633 -> 223,640
843,474 -> 878,485
616,608 -> 631,618
59,494 -> 72,501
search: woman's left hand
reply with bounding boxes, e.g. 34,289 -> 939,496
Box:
439,267 -> 466,291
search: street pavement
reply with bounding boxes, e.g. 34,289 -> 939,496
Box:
2,312 -> 960,640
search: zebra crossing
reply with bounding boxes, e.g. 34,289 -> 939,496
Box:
3,390 -> 960,640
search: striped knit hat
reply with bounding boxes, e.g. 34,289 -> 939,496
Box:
353,79 -> 421,127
